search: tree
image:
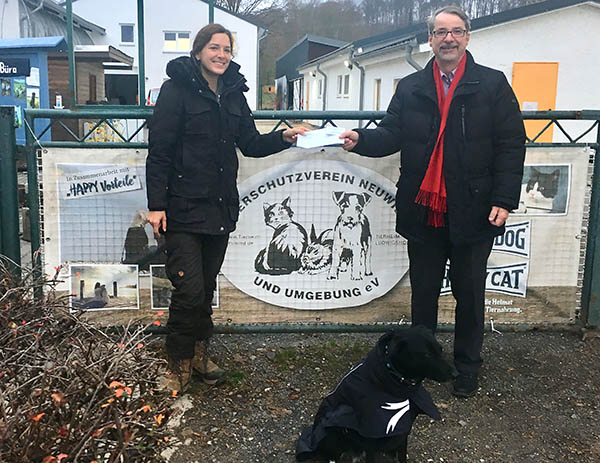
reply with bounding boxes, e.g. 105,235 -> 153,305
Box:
217,0 -> 280,15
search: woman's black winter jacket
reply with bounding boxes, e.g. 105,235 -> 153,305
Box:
353,51 -> 526,245
146,56 -> 290,234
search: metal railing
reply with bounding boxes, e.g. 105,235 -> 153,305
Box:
0,108 -> 599,326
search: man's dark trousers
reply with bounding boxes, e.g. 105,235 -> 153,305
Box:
164,231 -> 229,360
408,227 -> 493,375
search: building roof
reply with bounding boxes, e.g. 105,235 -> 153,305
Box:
0,36 -> 67,50
278,34 -> 348,62
299,0 -> 600,69
73,45 -> 134,65
42,0 -> 106,35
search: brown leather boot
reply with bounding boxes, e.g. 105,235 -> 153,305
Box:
158,357 -> 192,393
191,340 -> 226,385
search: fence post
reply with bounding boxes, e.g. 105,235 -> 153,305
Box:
582,129 -> 600,327
0,106 -> 21,269
24,111 -> 43,297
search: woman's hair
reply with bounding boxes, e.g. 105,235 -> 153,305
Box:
94,282 -> 101,289
192,23 -> 234,57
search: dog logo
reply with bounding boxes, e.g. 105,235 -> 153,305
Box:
328,191 -> 373,281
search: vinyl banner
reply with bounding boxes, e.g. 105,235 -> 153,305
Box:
39,146 -> 589,326
220,159 -> 408,309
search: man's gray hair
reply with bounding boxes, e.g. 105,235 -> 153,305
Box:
428,5 -> 471,34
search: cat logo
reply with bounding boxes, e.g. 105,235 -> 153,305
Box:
254,192 -> 373,280
221,159 -> 408,310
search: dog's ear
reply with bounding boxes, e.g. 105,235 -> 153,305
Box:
332,191 -> 345,206
360,193 -> 372,208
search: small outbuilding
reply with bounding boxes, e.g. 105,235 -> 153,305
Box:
276,34 -> 347,110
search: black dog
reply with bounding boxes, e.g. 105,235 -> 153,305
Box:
296,326 -> 453,463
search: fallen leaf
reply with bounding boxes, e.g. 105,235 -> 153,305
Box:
153,320 -> 161,326
109,380 -> 124,388
32,413 -> 45,422
172,390 -> 178,398
140,405 -> 151,413
42,457 -> 57,463
51,392 -> 65,405
154,413 -> 165,425
157,310 -> 164,316
137,343 -> 144,349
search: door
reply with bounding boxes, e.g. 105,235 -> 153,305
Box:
512,62 -> 559,143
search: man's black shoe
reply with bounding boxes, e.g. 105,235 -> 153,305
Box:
452,373 -> 478,397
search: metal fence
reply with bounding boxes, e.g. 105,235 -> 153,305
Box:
0,107 -> 599,326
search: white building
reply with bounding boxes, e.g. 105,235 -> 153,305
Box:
69,0 -> 264,108
0,0 -> 106,44
298,0 -> 600,140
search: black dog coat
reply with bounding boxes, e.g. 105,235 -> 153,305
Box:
296,335 -> 441,459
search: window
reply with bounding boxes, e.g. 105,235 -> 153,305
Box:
89,74 -> 97,102
317,79 -> 323,99
393,78 -> 401,93
374,79 -> 381,110
164,31 -> 191,52
337,74 -> 350,97
120,24 -> 134,44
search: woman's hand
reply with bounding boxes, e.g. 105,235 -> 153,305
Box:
147,210 -> 167,236
282,126 -> 309,144
339,130 -> 359,151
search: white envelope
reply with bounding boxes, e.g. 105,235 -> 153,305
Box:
296,127 -> 346,149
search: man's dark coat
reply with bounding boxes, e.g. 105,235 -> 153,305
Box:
146,56 -> 290,234
296,335 -> 440,460
353,51 -> 526,245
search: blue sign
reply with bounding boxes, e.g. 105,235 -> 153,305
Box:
0,58 -> 30,77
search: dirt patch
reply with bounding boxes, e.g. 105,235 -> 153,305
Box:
163,329 -> 600,462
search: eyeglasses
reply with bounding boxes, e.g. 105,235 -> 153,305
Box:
431,28 -> 468,38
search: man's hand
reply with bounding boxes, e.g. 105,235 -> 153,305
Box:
282,126 -> 309,144
489,206 -> 509,227
339,130 -> 359,151
147,210 -> 167,236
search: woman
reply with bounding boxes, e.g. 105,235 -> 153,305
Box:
83,282 -> 109,309
146,23 -> 306,392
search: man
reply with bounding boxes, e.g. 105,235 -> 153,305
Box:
340,6 -> 526,397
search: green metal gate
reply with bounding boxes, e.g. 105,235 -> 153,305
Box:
0,107 -> 598,327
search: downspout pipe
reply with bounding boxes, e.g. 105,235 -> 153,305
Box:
348,48 -> 365,127
257,28 -> 268,109
315,63 -> 327,111
405,37 -> 422,71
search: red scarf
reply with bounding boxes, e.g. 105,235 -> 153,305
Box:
415,54 -> 467,227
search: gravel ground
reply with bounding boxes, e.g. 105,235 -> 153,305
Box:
162,329 -> 600,463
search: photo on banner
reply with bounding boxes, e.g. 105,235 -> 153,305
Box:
69,263 -> 139,312
55,163 -> 163,270
514,164 -> 570,215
